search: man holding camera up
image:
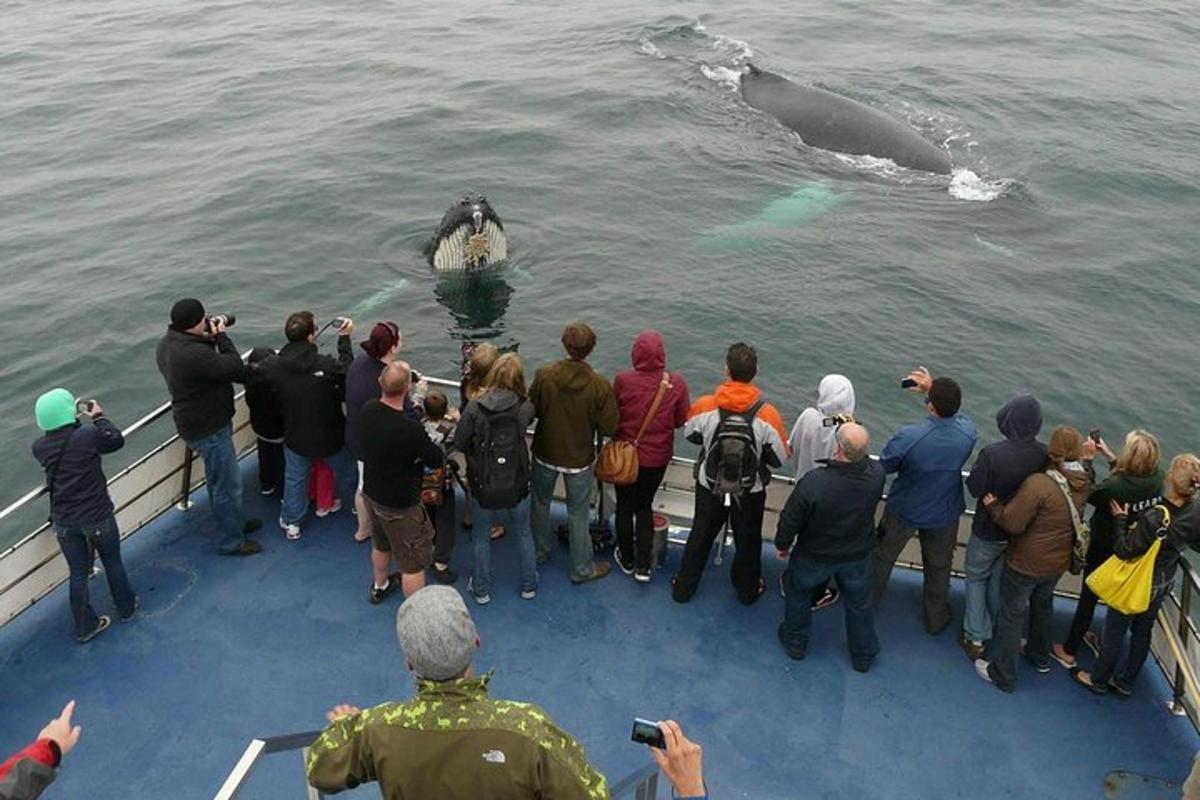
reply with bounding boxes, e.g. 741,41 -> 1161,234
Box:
156,298 -> 261,556
262,312 -> 357,541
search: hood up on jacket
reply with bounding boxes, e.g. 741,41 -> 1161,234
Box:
630,330 -> 666,373
790,374 -> 857,477
996,393 -> 1042,441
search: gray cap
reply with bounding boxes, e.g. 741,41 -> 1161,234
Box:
396,586 -> 478,681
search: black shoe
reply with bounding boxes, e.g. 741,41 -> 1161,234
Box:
777,623 -> 806,661
614,547 -> 635,576
243,518 -> 263,535
1108,678 -> 1133,699
431,563 -> 457,585
224,540 -> 263,556
1070,668 -> 1109,695
852,660 -> 872,674
370,574 -> 401,605
120,597 -> 140,623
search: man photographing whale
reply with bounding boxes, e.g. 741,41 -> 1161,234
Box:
156,297 -> 262,556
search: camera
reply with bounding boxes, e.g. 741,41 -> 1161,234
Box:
822,412 -> 856,428
205,313 -> 236,333
631,718 -> 666,749
331,317 -> 348,329
75,399 -> 96,415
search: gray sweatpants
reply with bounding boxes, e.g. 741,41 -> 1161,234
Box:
873,507 -> 958,634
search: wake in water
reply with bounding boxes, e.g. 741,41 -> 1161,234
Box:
635,19 -> 1015,202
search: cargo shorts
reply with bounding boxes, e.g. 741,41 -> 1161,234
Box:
365,498 -> 435,574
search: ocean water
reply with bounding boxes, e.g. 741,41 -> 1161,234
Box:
2,0 -> 1198,544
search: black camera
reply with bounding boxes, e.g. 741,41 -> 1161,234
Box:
205,314 -> 236,333
631,718 -> 666,749
822,412 -> 856,428
331,317 -> 348,329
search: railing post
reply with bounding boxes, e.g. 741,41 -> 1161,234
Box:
1169,578 -> 1192,716
176,447 -> 194,511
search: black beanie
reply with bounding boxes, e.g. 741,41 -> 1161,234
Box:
170,298 -> 206,331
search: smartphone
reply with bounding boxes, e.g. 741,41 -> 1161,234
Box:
631,718 -> 666,749
900,377 -> 918,389
1089,428 -> 1102,444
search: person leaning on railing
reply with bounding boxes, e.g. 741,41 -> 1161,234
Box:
1053,430 -> 1164,669
155,298 -> 262,556
1073,454 -> 1200,697
31,390 -> 137,643
0,701 -> 82,800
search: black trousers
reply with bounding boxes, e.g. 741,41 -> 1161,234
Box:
615,465 -> 668,572
257,439 -> 284,494
1062,534 -> 1112,656
672,485 -> 766,605
426,488 -> 457,566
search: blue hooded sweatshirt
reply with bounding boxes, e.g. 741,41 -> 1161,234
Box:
963,394 -> 1047,542
881,409 -> 979,528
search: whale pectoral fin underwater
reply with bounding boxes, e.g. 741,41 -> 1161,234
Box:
427,192 -> 509,272
739,64 -> 952,175
697,182 -> 838,251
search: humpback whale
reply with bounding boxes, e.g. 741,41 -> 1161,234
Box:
739,64 -> 952,175
425,193 -> 508,272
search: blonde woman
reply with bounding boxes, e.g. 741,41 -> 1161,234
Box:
457,343 -> 501,535
1053,429 -> 1164,668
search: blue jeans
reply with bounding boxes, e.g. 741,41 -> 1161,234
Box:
56,516 -> 137,639
471,497 -> 537,597
187,424 -> 246,554
1091,589 -> 1167,687
281,446 -> 358,527
530,462 -> 597,581
780,553 -> 878,668
963,536 -> 1007,642
987,566 -> 1058,692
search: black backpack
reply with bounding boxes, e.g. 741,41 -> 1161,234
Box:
471,404 -> 530,509
702,400 -> 765,497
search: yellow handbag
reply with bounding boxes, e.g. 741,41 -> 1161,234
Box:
1085,506 -> 1170,615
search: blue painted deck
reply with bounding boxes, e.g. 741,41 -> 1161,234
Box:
1,457 -> 1196,799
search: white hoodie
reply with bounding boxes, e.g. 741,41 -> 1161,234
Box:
788,374 -> 856,478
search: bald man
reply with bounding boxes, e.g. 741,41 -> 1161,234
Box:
358,361 -> 445,602
775,423 -> 886,671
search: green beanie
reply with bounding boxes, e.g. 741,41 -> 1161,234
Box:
35,388 -> 77,432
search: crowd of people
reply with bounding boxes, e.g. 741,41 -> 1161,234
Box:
22,295 -> 1200,798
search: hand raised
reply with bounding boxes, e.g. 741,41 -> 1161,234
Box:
649,720 -> 704,798
39,700 -> 83,757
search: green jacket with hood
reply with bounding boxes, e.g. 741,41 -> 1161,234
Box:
306,675 -> 609,800
529,359 -> 619,469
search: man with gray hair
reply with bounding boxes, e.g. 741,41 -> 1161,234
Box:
775,423 -> 886,671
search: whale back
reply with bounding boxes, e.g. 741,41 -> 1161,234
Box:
740,67 -> 951,175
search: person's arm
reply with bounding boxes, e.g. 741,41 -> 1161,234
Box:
878,429 -> 910,475
983,478 -> 1043,537
416,427 -> 445,469
305,705 -> 376,794
450,405 -> 475,455
190,333 -> 246,383
88,407 -> 125,454
334,322 -> 354,371
528,370 -> 544,419
775,481 -> 811,555
596,381 -> 619,438
0,702 -> 82,800
650,721 -> 706,800
531,717 -> 609,800
964,450 -> 991,499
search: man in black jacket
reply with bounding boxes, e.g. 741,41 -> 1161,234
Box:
262,311 -> 356,541
360,362 -> 444,603
155,298 -> 260,556
775,423 -> 885,671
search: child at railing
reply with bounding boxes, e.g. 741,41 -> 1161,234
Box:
422,388 -> 459,583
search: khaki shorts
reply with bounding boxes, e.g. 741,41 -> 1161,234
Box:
366,498 -> 435,573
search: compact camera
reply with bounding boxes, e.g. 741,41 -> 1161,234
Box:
821,412 -> 856,428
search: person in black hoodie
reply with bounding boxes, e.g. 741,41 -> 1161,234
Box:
775,423 -> 886,671
155,298 -> 260,556
244,347 -> 285,497
31,390 -> 137,642
960,394 -> 1046,660
261,311 -> 356,541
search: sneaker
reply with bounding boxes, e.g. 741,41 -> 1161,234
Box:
614,547 -> 635,576
571,561 -> 612,585
260,487 -> 276,496
467,578 -> 491,605
315,499 -> 343,518
282,523 -> 302,541
224,540 -> 263,556
1028,658 -> 1052,674
634,568 -> 651,584
777,623 -> 806,661
520,588 -> 537,600
431,563 -> 457,584
959,632 -> 986,661
120,597 -> 140,623
1083,631 -> 1102,658
369,575 -> 400,605
1050,643 -> 1077,669
1108,678 -> 1133,699
811,587 -> 840,611
77,615 -> 111,643
974,659 -> 993,684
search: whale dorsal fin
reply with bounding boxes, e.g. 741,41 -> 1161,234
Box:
745,62 -> 761,76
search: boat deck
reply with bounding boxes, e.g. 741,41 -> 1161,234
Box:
1,458 -> 1196,799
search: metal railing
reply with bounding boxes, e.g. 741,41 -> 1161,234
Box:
214,728 -> 661,799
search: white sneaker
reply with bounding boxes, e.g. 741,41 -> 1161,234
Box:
281,520 -> 301,541
467,577 -> 490,605
315,499 -> 343,518
520,588 -> 537,600
974,659 -> 993,684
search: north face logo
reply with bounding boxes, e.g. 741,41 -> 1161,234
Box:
482,750 -> 507,764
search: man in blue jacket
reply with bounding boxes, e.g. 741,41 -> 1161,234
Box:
872,368 -> 978,634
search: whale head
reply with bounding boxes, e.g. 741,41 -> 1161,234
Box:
426,192 -> 508,272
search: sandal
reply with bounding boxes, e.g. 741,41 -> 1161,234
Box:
490,525 -> 506,541
1071,668 -> 1108,695
77,615 -> 111,644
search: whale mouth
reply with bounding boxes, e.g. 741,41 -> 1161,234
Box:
432,219 -> 508,272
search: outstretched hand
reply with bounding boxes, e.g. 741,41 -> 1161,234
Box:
649,720 -> 704,798
39,700 -> 82,757
906,366 -> 933,394
326,704 -> 362,723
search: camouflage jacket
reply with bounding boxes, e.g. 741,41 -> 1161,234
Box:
306,674 -> 609,799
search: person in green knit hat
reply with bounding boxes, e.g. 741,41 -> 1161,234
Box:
31,388 -> 137,643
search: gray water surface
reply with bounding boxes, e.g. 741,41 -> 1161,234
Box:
2,0 -> 1198,544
